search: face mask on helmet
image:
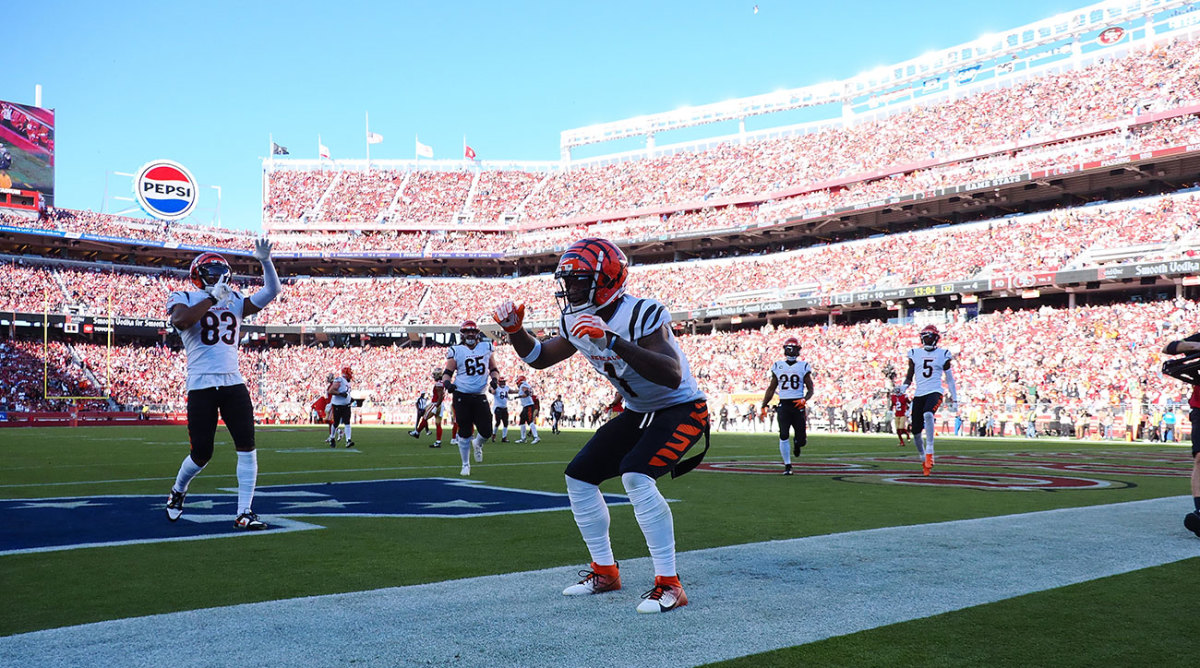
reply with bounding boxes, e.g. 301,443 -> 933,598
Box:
553,239 -> 628,316
782,338 -> 800,359
460,322 -> 480,346
190,253 -> 231,289
920,327 -> 941,350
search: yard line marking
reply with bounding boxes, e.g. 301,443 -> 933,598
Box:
1,496 -> 1195,667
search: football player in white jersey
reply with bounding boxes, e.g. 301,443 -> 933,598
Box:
164,238 -> 280,530
494,237 -> 708,614
514,375 -> 540,444
442,320 -> 500,475
491,377 -> 510,442
761,336 -> 814,476
326,366 -> 355,448
900,325 -> 958,476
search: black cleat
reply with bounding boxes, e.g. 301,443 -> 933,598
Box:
792,442 -> 803,457
346,441 -> 355,448
1186,511 -> 1200,538
234,512 -> 267,530
166,489 -> 186,521
783,464 -> 793,476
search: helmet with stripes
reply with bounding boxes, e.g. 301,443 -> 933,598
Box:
188,252 -> 230,289
782,337 -> 800,359
554,238 -> 628,315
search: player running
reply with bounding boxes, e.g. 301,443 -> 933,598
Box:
494,237 -> 708,614
514,375 -> 540,443
900,325 -> 958,476
492,377 -> 511,442
411,367 -> 449,447
761,336 -> 813,476
164,238 -> 280,530
326,366 -> 355,448
442,320 -> 500,475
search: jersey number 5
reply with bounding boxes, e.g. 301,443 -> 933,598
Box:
922,358 -> 934,378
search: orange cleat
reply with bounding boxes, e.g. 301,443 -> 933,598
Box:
922,453 -> 933,476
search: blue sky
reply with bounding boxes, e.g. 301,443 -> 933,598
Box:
8,0 -> 1081,230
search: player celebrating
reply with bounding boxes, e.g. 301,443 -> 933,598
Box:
326,366 -> 355,448
900,325 -> 958,476
442,320 -> 500,475
761,336 -> 814,476
164,238 -> 280,530
494,237 -> 708,614
514,375 -> 540,443
889,387 -> 911,447
492,377 -> 511,442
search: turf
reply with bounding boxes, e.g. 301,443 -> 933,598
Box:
1,424 -> 1196,665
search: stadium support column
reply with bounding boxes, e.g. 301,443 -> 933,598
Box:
1068,292 -> 1076,309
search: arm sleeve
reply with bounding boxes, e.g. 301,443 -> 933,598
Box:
249,258 -> 281,309
945,367 -> 958,402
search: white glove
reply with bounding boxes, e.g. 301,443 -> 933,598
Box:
567,313 -> 613,346
206,273 -> 233,306
493,300 -> 526,334
253,237 -> 273,262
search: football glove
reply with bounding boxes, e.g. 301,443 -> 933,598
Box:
493,300 -> 526,334
442,379 -> 457,393
567,313 -> 612,345
253,236 -> 273,262
206,273 -> 233,306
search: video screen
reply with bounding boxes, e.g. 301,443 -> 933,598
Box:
0,98 -> 54,207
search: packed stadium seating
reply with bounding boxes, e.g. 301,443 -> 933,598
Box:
40,298 -> 1193,441
7,190 -> 1200,327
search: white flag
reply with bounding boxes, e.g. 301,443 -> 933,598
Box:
367,132 -> 383,145
319,142 -> 331,159
415,138 -> 433,158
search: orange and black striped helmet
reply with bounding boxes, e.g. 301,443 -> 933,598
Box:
554,238 -> 628,315
188,252 -> 230,289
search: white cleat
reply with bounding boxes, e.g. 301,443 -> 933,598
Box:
636,577 -> 688,614
531,437 -> 541,444
460,463 -> 471,476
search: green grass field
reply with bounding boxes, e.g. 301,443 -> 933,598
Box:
1,425 -> 1197,665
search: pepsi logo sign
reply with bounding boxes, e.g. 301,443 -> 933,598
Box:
133,160 -> 198,221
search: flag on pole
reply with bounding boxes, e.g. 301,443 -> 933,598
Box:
464,145 -> 476,160
271,142 -> 289,155
367,132 -> 383,145
415,137 -> 433,158
319,136 -> 331,159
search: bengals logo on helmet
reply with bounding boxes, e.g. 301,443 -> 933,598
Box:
554,238 -> 628,315
460,320 -> 480,345
189,252 -> 230,289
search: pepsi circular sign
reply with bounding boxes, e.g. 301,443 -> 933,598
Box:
133,160 -> 198,221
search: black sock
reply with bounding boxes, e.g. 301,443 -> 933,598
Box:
1193,497 -> 1200,513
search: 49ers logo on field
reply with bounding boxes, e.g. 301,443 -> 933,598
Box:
699,451 -> 1195,491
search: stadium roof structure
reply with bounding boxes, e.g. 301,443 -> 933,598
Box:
560,0 -> 1199,152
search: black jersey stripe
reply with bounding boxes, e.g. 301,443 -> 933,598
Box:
638,303 -> 663,339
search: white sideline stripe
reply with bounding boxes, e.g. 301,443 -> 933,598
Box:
2,497 -> 1198,667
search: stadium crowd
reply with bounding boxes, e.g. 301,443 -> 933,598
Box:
11,298 -> 1183,444
7,190 -> 1198,326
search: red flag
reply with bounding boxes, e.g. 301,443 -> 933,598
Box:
464,145 -> 476,160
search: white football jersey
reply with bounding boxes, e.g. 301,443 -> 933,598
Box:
518,381 -> 535,407
562,295 -> 704,413
166,289 -> 246,391
908,347 -> 953,397
493,385 -> 509,409
329,376 -> 352,406
447,340 -> 494,395
770,359 -> 811,400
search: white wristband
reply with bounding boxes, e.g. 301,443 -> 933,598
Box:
520,340 -> 542,364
